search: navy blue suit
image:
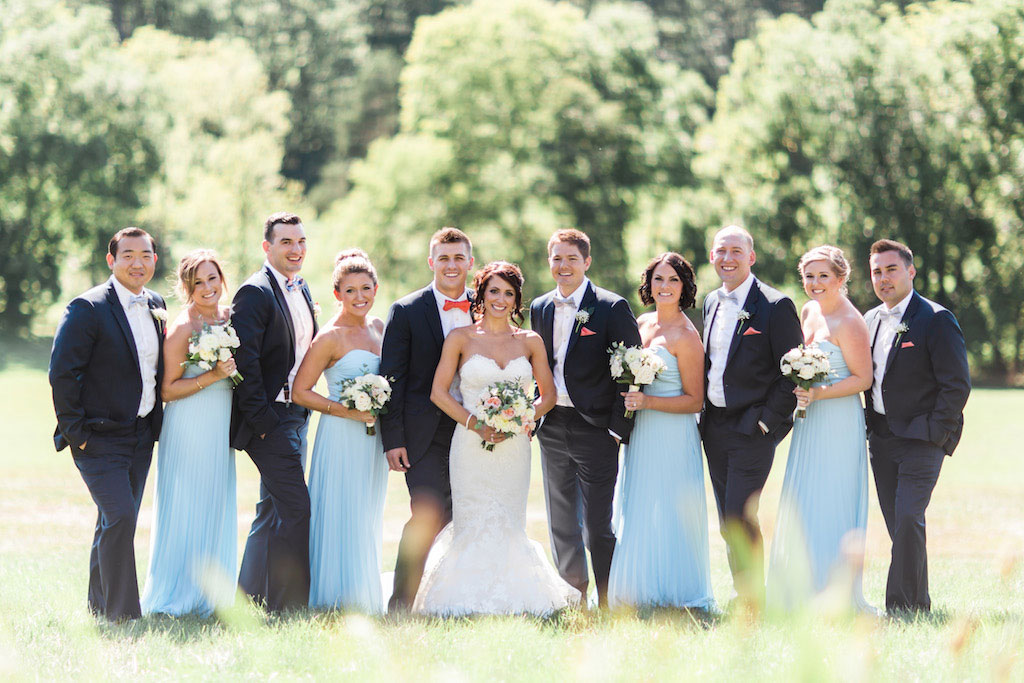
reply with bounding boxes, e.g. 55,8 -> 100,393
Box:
865,291 -> 970,611
530,282 -> 641,606
700,278 -> 803,590
49,277 -> 165,620
231,266 -> 317,611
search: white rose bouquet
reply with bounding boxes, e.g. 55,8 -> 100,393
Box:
337,373 -> 393,435
472,379 -> 536,452
780,343 -> 835,418
608,341 -> 667,418
183,322 -> 243,386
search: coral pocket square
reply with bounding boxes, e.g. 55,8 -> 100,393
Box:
901,341 -> 915,348
742,327 -> 762,336
580,327 -> 597,337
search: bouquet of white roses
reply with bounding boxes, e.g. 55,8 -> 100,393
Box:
183,322 -> 243,386
608,342 -> 667,418
473,379 -> 536,452
338,373 -> 393,435
780,343 -> 835,418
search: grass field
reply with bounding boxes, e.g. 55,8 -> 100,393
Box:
1,338 -> 1022,680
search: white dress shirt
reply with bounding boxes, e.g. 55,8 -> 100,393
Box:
266,262 -> 315,403
871,290 -> 913,415
430,283 -> 473,337
551,278 -> 590,407
706,273 -> 756,408
111,277 -> 159,417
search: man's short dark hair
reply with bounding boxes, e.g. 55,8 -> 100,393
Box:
870,239 -> 914,268
109,227 -> 156,257
264,212 -> 303,243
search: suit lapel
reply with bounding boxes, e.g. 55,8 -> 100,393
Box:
565,282 -> 596,360
105,280 -> 142,379
703,295 -> 719,351
300,283 -> 319,336
264,266 -> 297,362
421,286 -> 445,349
884,291 -> 920,375
725,281 -> 759,366
541,294 -> 556,365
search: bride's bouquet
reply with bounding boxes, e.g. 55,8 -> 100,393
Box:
337,373 -> 393,435
183,322 -> 243,386
608,342 -> 667,418
473,379 -> 536,452
780,343 -> 835,418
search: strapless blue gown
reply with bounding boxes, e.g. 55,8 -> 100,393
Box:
308,349 -> 388,612
609,346 -> 716,610
142,366 -> 236,617
767,340 -> 872,611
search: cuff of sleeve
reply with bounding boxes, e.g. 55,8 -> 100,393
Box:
758,420 -> 769,435
608,429 -> 622,442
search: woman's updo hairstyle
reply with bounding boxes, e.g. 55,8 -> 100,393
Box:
175,249 -> 226,303
638,252 -> 697,310
471,261 -> 525,325
332,248 -> 378,291
798,245 -> 850,294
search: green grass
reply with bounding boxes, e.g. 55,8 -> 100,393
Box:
1,337 -> 1022,680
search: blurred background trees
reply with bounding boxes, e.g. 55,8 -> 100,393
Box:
1,0 -> 1021,382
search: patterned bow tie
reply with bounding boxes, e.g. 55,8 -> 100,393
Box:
554,295 -> 575,308
443,298 -> 470,312
128,294 -> 148,308
285,277 -> 304,292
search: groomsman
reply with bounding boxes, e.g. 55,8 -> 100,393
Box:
864,239 -> 970,613
381,227 -> 474,612
531,229 -> 641,607
231,212 -> 318,612
700,225 -> 803,600
49,228 -> 166,621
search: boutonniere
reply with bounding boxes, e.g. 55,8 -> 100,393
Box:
150,307 -> 167,333
736,309 -> 751,336
894,322 -> 909,344
313,301 -> 322,319
574,308 -> 593,334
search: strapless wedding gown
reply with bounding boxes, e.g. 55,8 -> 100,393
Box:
413,354 -> 580,617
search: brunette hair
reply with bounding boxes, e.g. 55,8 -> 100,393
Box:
428,227 -> 472,255
798,245 -> 851,294
108,227 -> 156,257
332,248 -> 378,290
471,261 -> 524,325
547,229 -> 591,259
263,211 -> 302,243
870,239 -> 914,268
638,252 -> 697,310
175,249 -> 226,302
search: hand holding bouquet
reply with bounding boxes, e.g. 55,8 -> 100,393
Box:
338,373 -> 393,435
780,343 -> 834,418
183,322 -> 243,386
473,379 -> 536,452
608,342 -> 667,418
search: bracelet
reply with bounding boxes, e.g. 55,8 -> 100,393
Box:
465,414 -> 474,430
326,400 -> 333,416
195,377 -> 203,391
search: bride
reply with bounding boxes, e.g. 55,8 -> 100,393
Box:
414,261 -> 581,616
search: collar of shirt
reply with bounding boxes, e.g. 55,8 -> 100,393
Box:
431,282 -> 469,309
111,276 -> 147,311
555,278 -> 590,309
717,273 -> 755,309
265,261 -> 300,293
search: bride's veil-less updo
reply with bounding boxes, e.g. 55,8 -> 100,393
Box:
332,248 -> 378,291
471,261 -> 525,325
798,245 -> 851,295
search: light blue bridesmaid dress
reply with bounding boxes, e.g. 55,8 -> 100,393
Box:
142,366 -> 236,617
767,340 -> 872,611
308,349 -> 388,612
609,345 -> 716,611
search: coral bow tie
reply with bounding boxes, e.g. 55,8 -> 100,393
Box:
443,298 -> 470,312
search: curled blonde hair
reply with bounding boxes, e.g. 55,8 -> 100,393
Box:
798,245 -> 850,294
175,249 -> 226,302
332,248 -> 378,291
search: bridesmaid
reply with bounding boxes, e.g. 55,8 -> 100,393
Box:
142,250 -> 237,617
767,245 -> 874,612
609,253 -> 715,611
292,249 -> 388,613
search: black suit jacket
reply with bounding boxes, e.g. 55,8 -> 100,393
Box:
864,291 -> 970,455
530,281 -> 642,442
49,277 -> 166,452
229,266 -> 318,450
379,284 -> 472,464
700,278 -> 803,438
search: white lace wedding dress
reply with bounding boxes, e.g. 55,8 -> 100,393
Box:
413,354 -> 580,617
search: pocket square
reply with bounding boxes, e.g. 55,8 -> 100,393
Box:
580,326 -> 596,337
742,327 -> 762,336
901,341 -> 915,348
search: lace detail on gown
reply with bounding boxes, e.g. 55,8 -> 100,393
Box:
413,355 -> 580,616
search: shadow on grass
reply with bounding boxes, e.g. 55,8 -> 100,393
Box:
0,335 -> 53,372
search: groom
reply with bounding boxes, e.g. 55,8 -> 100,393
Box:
381,227 -> 475,612
699,225 -> 802,601
865,239 -> 970,613
531,229 -> 641,607
231,211 -> 318,612
49,227 -> 165,621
